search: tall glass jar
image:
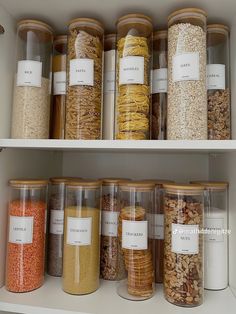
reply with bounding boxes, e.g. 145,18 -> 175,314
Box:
207,25 -> 231,139
6,179 -> 48,292
117,181 -> 155,300
65,18 -> 104,140
51,35 -> 67,139
103,34 -> 116,140
163,183 -> 204,307
63,180 -> 101,295
191,181 -> 228,290
116,14 -> 153,140
167,8 -> 207,140
152,30 -> 168,140
11,19 -> 53,139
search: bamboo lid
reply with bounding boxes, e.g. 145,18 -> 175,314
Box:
117,13 -> 153,29
153,30 -> 168,40
50,177 -> 81,184
168,8 -> 207,22
105,33 -> 116,41
65,179 -> 101,188
190,181 -> 228,190
54,35 -> 67,45
142,179 -> 174,186
164,183 -> 204,195
9,179 -> 48,188
119,180 -> 155,191
207,24 -> 230,33
68,17 -> 104,34
17,19 -> 53,34
101,178 -> 131,186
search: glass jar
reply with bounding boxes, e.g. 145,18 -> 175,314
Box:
167,8 -> 207,140
65,18 -> 104,140
63,180 -> 101,294
103,34 -> 116,140
207,25 -> 231,139
152,30 -> 168,140
51,35 -> 67,139
191,181 -> 228,290
115,14 -> 153,140
117,181 -> 155,300
11,19 -> 53,139
6,179 -> 48,292
163,183 -> 204,307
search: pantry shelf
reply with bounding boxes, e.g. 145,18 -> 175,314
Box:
0,139 -> 236,153
0,277 -> 235,314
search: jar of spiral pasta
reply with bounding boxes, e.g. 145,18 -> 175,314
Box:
115,14 -> 153,140
65,18 -> 104,139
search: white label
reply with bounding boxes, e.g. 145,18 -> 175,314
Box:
104,50 -> 116,93
17,60 -> 42,87
69,59 -> 94,86
152,68 -> 168,93
101,211 -> 118,236
173,52 -> 199,82
53,71 -> 66,95
50,210 -> 64,235
207,64 -> 225,90
122,220 -> 148,250
119,56 -> 144,85
67,217 -> 92,246
172,223 -> 199,254
205,217 -> 224,242
9,216 -> 34,244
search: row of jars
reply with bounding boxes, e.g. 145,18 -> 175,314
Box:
11,8 -> 231,141
5,178 -> 228,307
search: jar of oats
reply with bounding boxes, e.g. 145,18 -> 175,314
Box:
115,14 -> 153,140
11,20 -> 53,139
167,8 -> 207,140
163,183 -> 204,307
207,24 -> 231,140
65,18 -> 104,140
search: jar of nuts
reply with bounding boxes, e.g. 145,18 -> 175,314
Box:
163,183 -> 204,307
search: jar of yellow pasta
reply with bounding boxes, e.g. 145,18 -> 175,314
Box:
115,14 -> 153,140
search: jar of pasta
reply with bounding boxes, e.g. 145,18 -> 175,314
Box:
11,19 -> 53,139
115,14 -> 153,140
65,18 -> 104,140
63,180 -> 101,295
6,179 -> 48,292
117,181 -> 155,300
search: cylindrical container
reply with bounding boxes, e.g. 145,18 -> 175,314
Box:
207,25 -> 231,140
11,19 -> 53,139
167,8 -> 207,140
6,179 -> 48,292
152,30 -> 168,140
65,18 -> 104,140
103,34 -> 116,140
191,181 -> 228,290
63,180 -> 101,294
117,181 -> 155,301
51,35 -> 67,139
115,14 -> 153,140
163,184 -> 204,307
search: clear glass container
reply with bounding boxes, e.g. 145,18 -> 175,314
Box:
65,18 -> 104,140
103,34 -> 116,140
167,8 -> 207,140
191,181 -> 228,290
163,183 -> 204,307
51,35 -> 67,139
207,24 -> 231,139
117,181 -> 155,300
115,14 -> 153,140
11,19 -> 53,139
63,180 -> 101,294
152,30 -> 168,140
6,179 -> 48,292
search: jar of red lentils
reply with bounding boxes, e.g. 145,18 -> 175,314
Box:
6,179 -> 48,293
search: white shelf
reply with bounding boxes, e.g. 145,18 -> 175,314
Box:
0,277 -> 235,314
0,139 -> 236,153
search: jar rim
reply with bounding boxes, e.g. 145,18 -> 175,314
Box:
65,179 -> 101,188
190,181 -> 228,190
9,179 -> 48,187
54,35 -> 67,45
207,24 -> 230,34
168,8 -> 207,23
17,19 -> 54,34
116,13 -> 153,29
142,179 -> 174,186
100,178 -> 131,185
50,177 -> 81,184
164,183 -> 204,191
105,33 -> 116,40
153,30 -> 168,39
68,17 -> 104,34
119,180 -> 155,190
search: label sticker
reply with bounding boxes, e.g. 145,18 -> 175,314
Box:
152,68 -> 168,93
9,216 -> 34,244
173,52 -> 200,82
17,60 -> 42,87
171,223 -> 199,254
69,59 -> 94,86
53,71 -> 67,95
119,56 -> 144,85
50,210 -> 64,235
101,211 -> 119,236
207,64 -> 225,90
205,217 -> 224,242
67,217 -> 92,246
122,220 -> 148,250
